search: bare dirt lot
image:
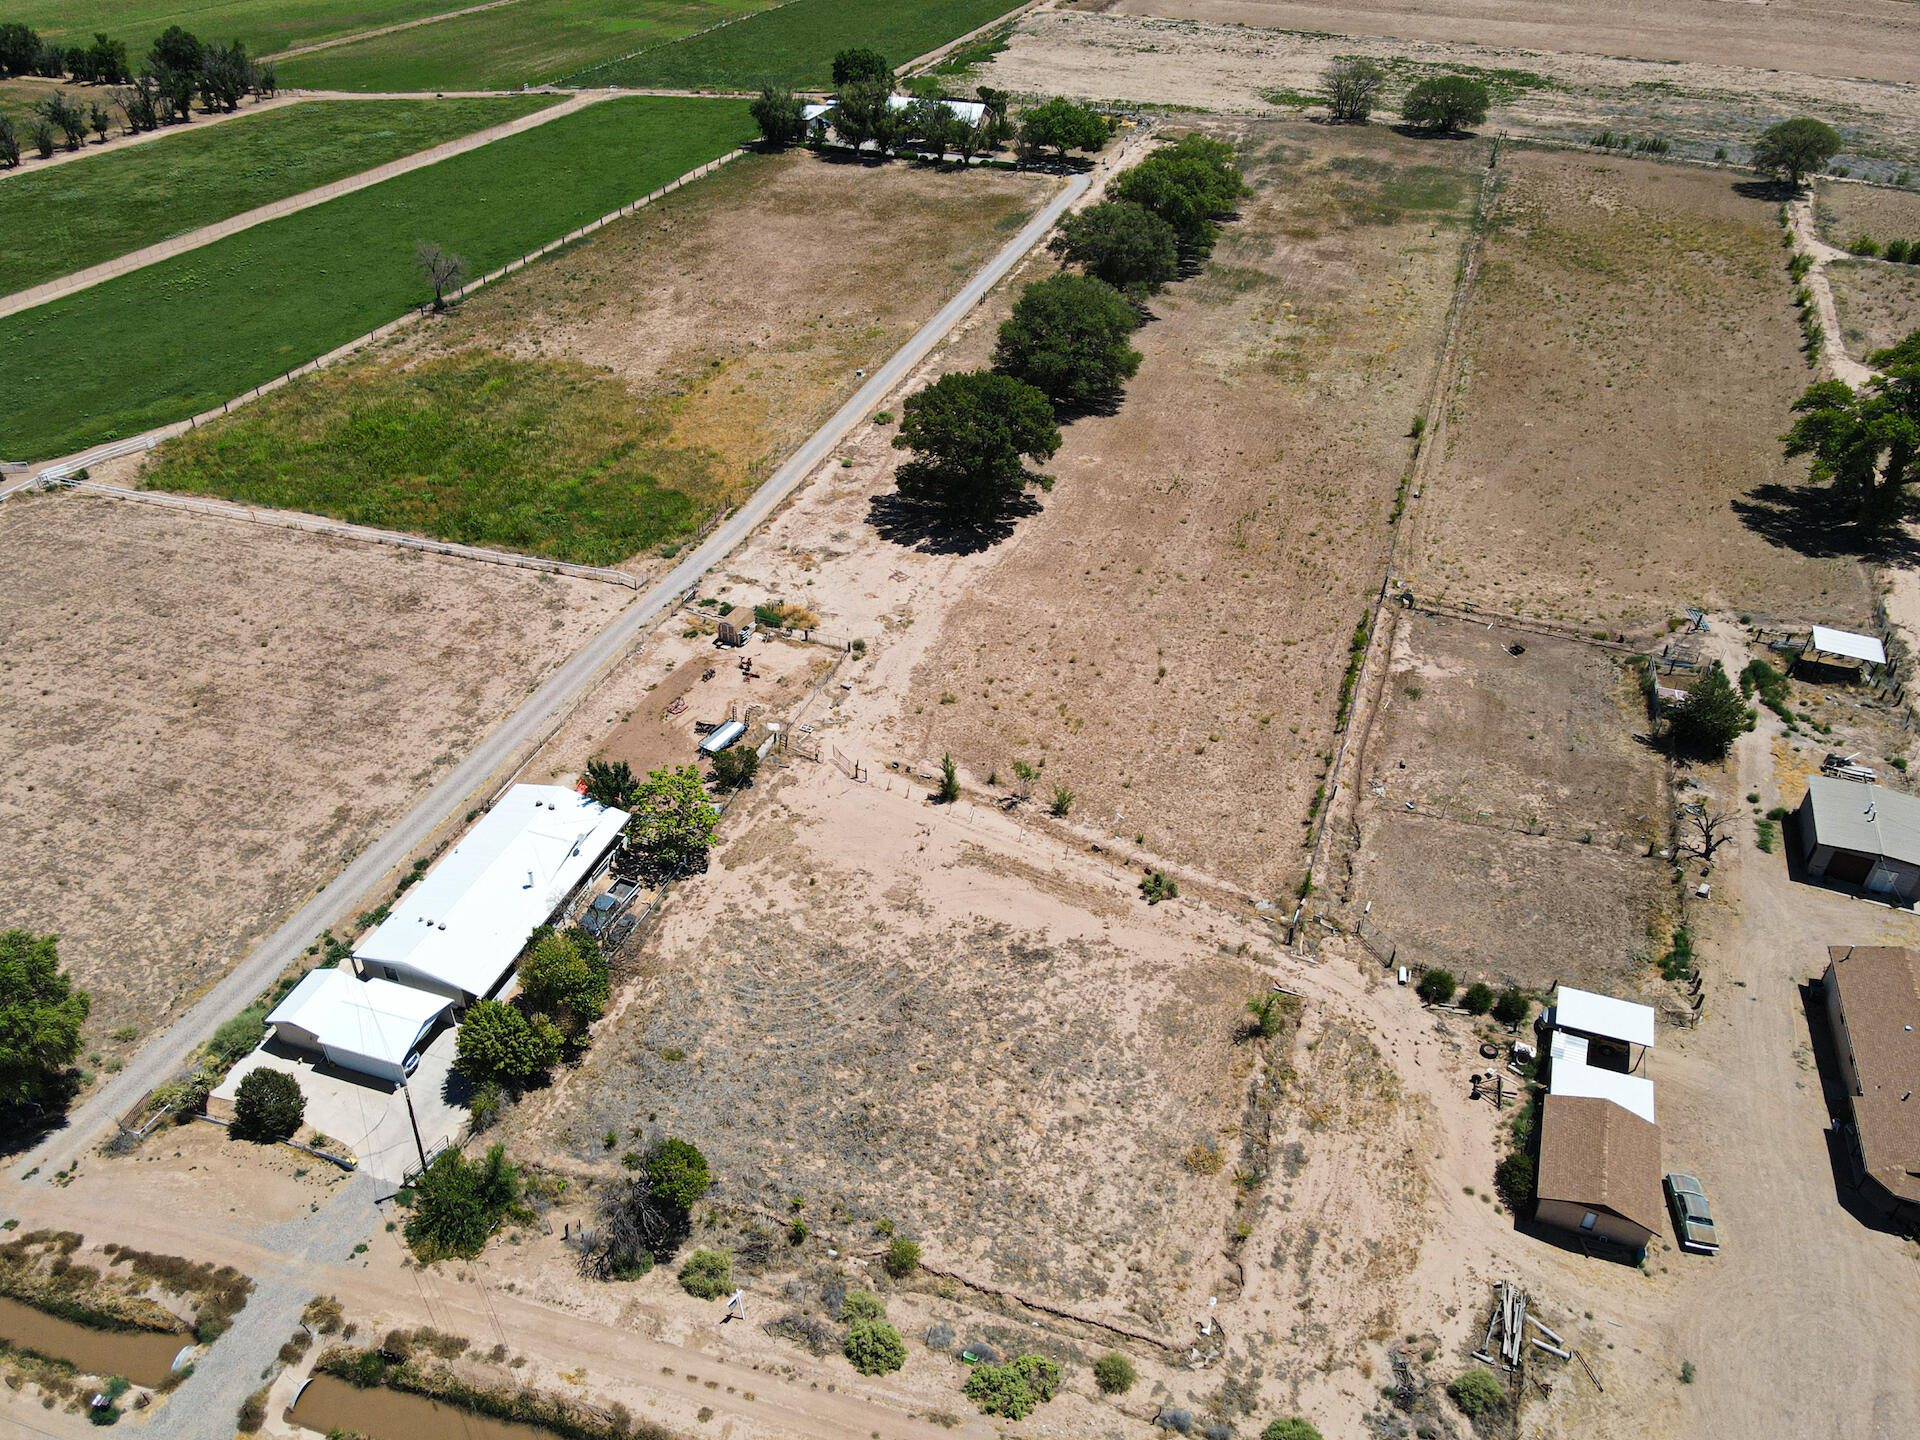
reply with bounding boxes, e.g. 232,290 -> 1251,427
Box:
0,491 -> 627,1055
1813,178 -> 1920,250
975,10 -> 1920,182
1829,258 -> 1920,363
1411,147 -> 1874,630
1104,0 -> 1920,86
892,119 -> 1483,895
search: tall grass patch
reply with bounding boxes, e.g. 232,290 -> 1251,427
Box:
0,96 -> 752,459
147,351 -> 724,565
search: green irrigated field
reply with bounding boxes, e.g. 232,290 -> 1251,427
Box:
4,0 -> 455,57
2,96 -> 556,295
275,0 -> 769,92
576,0 -> 1024,89
0,96 -> 753,460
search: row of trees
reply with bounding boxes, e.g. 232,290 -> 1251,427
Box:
0,25 -> 128,83
888,135 -> 1248,524
1319,59 -> 1490,133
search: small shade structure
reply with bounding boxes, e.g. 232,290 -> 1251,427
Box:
354,785 -> 629,1006
1535,1094 -> 1664,1255
266,968 -> 451,1085
1804,625 -> 1886,671
803,96 -> 989,129
1547,985 -> 1655,1073
1548,1033 -> 1657,1124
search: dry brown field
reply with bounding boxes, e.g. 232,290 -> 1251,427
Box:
0,490 -> 626,1053
975,10 -> 1920,182
1337,613 -> 1673,997
895,120 -> 1483,895
1102,0 -> 1920,86
1830,259 -> 1920,363
1813,180 -> 1920,250
1411,148 -> 1873,630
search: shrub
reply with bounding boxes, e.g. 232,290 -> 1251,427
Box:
405,1144 -> 523,1260
844,1319 -> 907,1375
965,1362 -> 1038,1418
1851,234 -> 1881,258
1050,784 -> 1075,817
1262,1421 -> 1323,1440
235,1384 -> 270,1433
230,1069 -> 304,1143
885,1237 -> 921,1278
1140,869 -> 1179,904
1448,1367 -> 1506,1418
1416,969 -> 1457,1005
1886,239 -> 1913,263
206,1005 -> 266,1068
646,1138 -> 711,1212
1492,988 -> 1530,1026
1460,982 -> 1495,1015
1013,1354 -> 1062,1400
516,930 -> 609,1035
937,753 -> 960,804
1494,1151 -> 1536,1213
678,1248 -> 732,1299
709,746 -> 760,792
840,1290 -> 885,1323
1094,1351 -> 1136,1394
454,1001 -> 561,1087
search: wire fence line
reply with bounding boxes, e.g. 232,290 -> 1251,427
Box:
11,147 -> 748,486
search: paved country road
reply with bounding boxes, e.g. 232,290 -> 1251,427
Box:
0,92 -> 610,320
9,168 -> 1092,1183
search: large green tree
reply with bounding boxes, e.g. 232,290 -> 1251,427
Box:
831,80 -> 899,153
750,85 -> 808,146
517,929 -> 609,1036
0,930 -> 90,1108
1751,117 -> 1843,189
993,273 -> 1143,409
454,1000 -> 561,1087
1781,330 -> 1920,527
230,1068 -> 304,1142
1015,97 -> 1108,162
892,371 -> 1061,522
625,765 -> 721,874
1049,201 -> 1180,293
406,1143 -> 522,1259
831,47 -> 890,87
646,1136 -> 712,1211
1322,57 -> 1385,124
583,757 -> 639,810
1666,660 -> 1753,761
1110,134 -> 1248,264
1401,75 -> 1490,133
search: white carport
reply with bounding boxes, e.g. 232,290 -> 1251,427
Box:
1805,625 -> 1887,670
265,968 -> 450,1085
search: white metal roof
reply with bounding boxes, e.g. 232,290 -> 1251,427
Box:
1808,625 -> 1886,666
1553,985 -> 1657,1049
803,96 -> 988,126
1549,1058 -> 1657,1124
267,968 -> 450,1069
353,785 -> 628,998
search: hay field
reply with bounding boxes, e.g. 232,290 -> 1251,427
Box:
0,491 -> 627,1056
903,121 -> 1481,895
1412,148 -> 1873,630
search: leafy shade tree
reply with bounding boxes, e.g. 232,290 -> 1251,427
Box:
709,745 -> 759,791
88,99 -> 113,143
1401,75 -> 1491,134
678,1247 -> 732,1298
0,931 -> 90,1108
1461,982 -> 1495,1016
1751,117 -> 1843,189
1111,133 -> 1249,264
1048,200 -> 1179,293
36,90 -> 86,150
831,79 -> 899,153
831,46 -> 890,87
583,757 -> 639,810
1093,1351 -> 1136,1394
976,86 -> 1014,147
1492,987 -> 1531,1027
1015,97 -> 1108,162
900,95 -> 958,157
993,273 -> 1142,410
1781,331 -> 1920,528
845,1319 -> 907,1375
230,1068 -> 304,1142
148,25 -> 203,121
1322,57 -> 1385,124
406,1143 -> 523,1259
624,765 -> 720,874
646,1137 -> 712,1212
1263,1421 -> 1324,1440
415,240 -> 466,311
29,118 -> 54,159
892,371 -> 1061,522
1665,660 -> 1753,761
454,999 -> 561,1087
750,85 -> 808,146
1416,968 -> 1457,1005
0,23 -> 43,78
198,39 -> 254,112
517,929 -> 609,1036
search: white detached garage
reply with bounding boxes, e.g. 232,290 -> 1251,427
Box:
266,968 -> 452,1085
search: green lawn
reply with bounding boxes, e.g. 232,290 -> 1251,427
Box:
6,0 -> 458,57
576,0 -> 1025,90
0,96 -> 754,460
144,350 -> 722,564
276,0 -> 770,91
3,96 -> 556,295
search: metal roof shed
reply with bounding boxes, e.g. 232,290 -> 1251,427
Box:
1798,777 -> 1920,903
1551,986 -> 1657,1049
1806,626 -> 1886,669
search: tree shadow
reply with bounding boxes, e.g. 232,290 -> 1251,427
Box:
866,491 -> 1041,555
1731,177 -> 1800,202
1731,483 -> 1920,563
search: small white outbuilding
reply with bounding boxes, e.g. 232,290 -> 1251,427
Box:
265,968 -> 451,1085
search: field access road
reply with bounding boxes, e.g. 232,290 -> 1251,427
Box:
0,91 -> 607,320
10,167 -> 1092,1183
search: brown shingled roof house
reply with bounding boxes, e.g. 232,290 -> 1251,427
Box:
1822,946 -> 1920,1224
1534,1094 -> 1664,1254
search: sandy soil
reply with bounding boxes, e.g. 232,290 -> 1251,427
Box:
1813,178 -> 1920,250
1106,0 -> 1920,86
0,490 -> 627,1055
1829,258 -> 1920,361
975,10 -> 1920,182
886,119 -> 1481,895
1411,148 -> 1873,629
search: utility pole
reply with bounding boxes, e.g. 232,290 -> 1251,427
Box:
401,1078 -> 428,1177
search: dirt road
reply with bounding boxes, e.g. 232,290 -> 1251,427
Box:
0,92 -> 600,318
